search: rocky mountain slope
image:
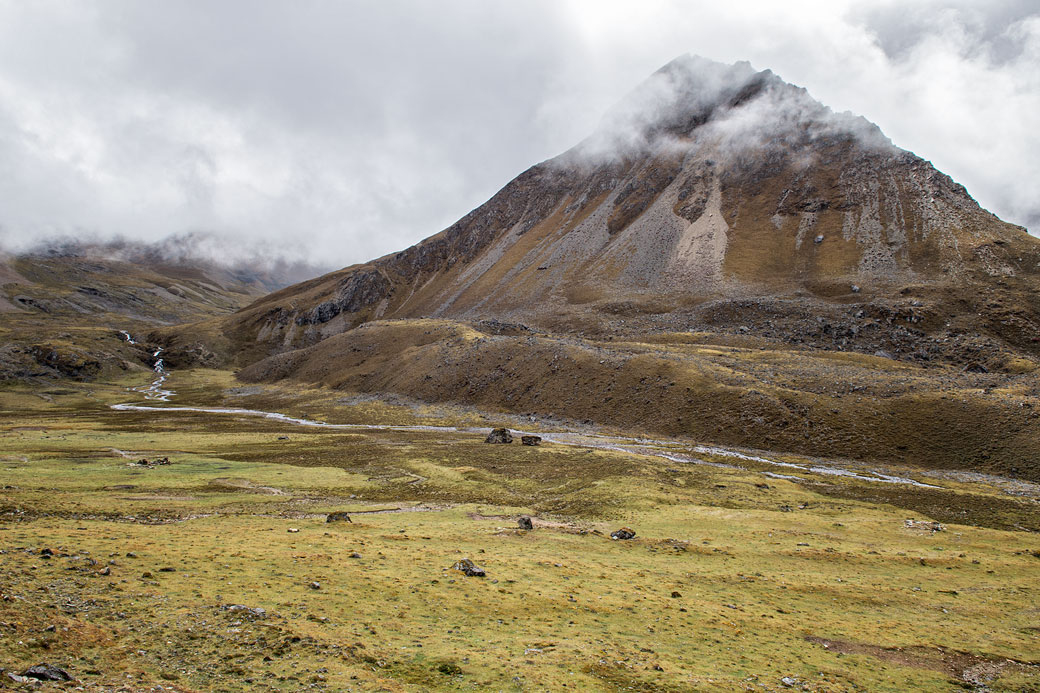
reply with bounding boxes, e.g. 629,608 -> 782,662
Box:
213,56 -> 1039,367
0,239 -> 321,381
162,56 -> 1040,475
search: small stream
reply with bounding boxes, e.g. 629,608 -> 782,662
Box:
113,332 -> 938,489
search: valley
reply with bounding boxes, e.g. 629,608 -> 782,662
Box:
1,365 -> 1039,691
2,54 -> 1039,692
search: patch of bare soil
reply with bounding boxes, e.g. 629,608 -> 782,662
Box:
806,636 -> 1040,687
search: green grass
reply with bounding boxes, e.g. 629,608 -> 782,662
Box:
1,371 -> 1038,691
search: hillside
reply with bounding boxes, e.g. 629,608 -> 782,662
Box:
0,240 -> 321,381
210,56 -> 1039,367
165,56 -> 1040,474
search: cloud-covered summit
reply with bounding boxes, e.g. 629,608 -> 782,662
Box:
574,55 -> 896,164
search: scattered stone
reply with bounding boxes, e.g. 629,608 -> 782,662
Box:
611,527 -> 636,541
780,676 -> 799,687
671,591 -> 682,598
349,552 -> 363,559
6,673 -> 28,684
326,512 -> 352,523
851,284 -> 860,293
40,548 -> 53,556
125,552 -> 137,558
287,528 -> 300,533
517,516 -> 534,530
22,664 -> 73,682
873,350 -> 894,360
309,582 -> 321,590
813,234 -> 824,244
43,625 -> 55,632
158,566 -> 176,572
278,436 -> 290,440
904,519 -> 944,533
99,566 -> 110,576
224,604 -> 266,618
484,428 -> 513,444
135,456 -> 171,467
451,558 -> 486,577
141,571 -> 153,578
521,435 -> 541,446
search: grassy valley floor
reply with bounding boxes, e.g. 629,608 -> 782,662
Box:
1,370 -> 1038,691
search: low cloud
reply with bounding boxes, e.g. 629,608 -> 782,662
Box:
570,55 -> 897,167
0,1 -> 1035,270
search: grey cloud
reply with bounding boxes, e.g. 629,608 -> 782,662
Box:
0,1 -> 1035,271
567,55 -> 895,170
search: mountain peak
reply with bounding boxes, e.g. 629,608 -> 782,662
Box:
212,55 -> 1038,374
577,55 -> 892,162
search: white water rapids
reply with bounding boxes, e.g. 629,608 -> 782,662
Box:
112,332 -> 937,489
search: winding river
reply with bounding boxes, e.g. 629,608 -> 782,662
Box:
112,333 -> 937,489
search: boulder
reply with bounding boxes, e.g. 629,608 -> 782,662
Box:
521,435 -> 542,446
484,428 -> 513,444
611,527 -> 636,541
23,664 -> 73,682
326,512 -> 352,523
450,558 -> 486,577
517,516 -> 534,530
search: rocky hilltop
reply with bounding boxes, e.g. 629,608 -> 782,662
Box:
214,55 -> 1038,368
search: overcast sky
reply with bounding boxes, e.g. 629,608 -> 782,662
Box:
0,0 -> 1037,269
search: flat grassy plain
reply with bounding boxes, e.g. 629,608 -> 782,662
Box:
1,370 -> 1038,691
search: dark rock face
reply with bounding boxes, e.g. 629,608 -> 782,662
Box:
611,527 -> 637,540
326,512 -> 352,523
484,428 -> 513,444
295,269 -> 392,326
517,516 -> 534,530
23,664 -> 73,682
451,558 -> 486,577
521,435 -> 542,446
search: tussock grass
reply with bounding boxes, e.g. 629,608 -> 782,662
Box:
0,372 -> 1038,691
